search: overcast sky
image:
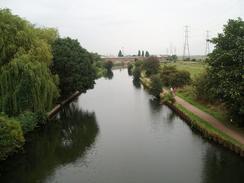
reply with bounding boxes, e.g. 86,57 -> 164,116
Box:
1,0 -> 243,56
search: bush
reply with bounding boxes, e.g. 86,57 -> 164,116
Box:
0,114 -> 25,161
132,66 -> 141,81
149,74 -> 163,98
132,60 -> 143,81
104,60 -> 113,72
160,65 -> 191,87
161,91 -> 176,104
127,63 -> 133,75
15,112 -> 44,133
143,56 -> 160,76
193,72 -> 217,101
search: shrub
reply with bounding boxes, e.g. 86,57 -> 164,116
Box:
0,114 -> 24,161
193,72 -> 217,102
132,66 -> 141,81
104,60 -> 113,71
143,56 -> 160,76
149,74 -> 163,98
15,112 -> 40,133
160,65 -> 191,87
161,91 -> 176,104
132,60 -> 143,81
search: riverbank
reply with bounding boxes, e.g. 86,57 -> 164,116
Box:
140,75 -> 244,156
165,100 -> 244,156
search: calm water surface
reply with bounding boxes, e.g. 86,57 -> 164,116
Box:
0,69 -> 243,183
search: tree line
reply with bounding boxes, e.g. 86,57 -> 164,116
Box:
0,9 -> 111,160
117,50 -> 150,57
128,18 -> 243,126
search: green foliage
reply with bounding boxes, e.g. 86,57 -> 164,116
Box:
132,66 -> 141,81
118,50 -> 123,57
103,60 -> 113,79
0,9 -> 59,116
143,56 -> 160,76
89,53 -> 106,78
161,91 -> 175,104
160,65 -> 191,87
15,112 -> 38,133
0,57 -> 59,116
149,74 -> 163,98
0,9 -> 33,65
205,18 -> 244,125
0,9 -> 58,66
193,72 -> 216,101
0,114 -> 24,161
52,37 -> 96,97
132,60 -> 143,81
167,55 -> 177,61
142,50 -> 144,57
127,63 -> 133,75
104,60 -> 113,71
183,57 -> 190,61
177,86 -> 228,123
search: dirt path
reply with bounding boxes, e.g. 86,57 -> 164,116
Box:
175,96 -> 244,146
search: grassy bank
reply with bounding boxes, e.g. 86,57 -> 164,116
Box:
176,86 -> 228,123
161,61 -> 206,79
175,103 -> 244,150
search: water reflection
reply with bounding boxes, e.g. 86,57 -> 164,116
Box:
132,79 -> 141,88
202,145 -> 244,183
149,98 -> 161,112
104,70 -> 113,79
0,103 -> 99,183
166,109 -> 177,122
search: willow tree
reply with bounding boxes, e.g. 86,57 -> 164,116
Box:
0,9 -> 59,116
0,9 -> 58,66
0,55 -> 59,116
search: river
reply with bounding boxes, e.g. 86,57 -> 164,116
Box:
0,69 -> 243,183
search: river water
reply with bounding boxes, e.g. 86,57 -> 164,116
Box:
0,69 -> 243,183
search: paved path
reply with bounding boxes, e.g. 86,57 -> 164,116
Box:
175,95 -> 244,146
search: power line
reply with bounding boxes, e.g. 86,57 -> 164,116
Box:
205,30 -> 210,55
183,25 -> 190,60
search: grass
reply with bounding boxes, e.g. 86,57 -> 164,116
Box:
176,103 -> 244,149
161,61 -> 206,79
176,86 -> 228,123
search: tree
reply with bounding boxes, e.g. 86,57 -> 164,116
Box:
103,60 -> 113,79
0,9 -> 58,66
143,56 -> 160,76
104,60 -> 113,71
132,66 -> 141,81
52,37 -> 96,97
142,50 -> 145,57
145,51 -> 150,57
118,50 -> 123,57
168,55 -> 177,62
149,74 -> 163,98
138,50 -> 141,56
160,65 -> 191,87
205,18 -> 244,125
0,57 -> 59,116
132,60 -> 143,81
0,9 -> 59,116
